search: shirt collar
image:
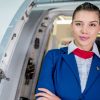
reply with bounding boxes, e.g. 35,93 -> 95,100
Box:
68,41 -> 77,54
68,41 -> 100,58
92,43 -> 100,58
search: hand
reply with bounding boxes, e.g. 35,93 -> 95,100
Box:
35,88 -> 61,100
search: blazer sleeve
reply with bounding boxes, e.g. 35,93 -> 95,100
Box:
35,50 -> 57,94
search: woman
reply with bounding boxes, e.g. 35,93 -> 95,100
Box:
35,2 -> 100,100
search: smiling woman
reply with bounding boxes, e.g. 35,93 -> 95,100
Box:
35,2 -> 100,100
71,10 -> 100,51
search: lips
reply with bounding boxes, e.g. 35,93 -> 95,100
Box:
79,36 -> 89,41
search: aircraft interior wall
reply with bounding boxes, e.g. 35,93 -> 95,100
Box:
0,1 -> 100,100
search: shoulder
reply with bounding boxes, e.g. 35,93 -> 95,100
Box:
45,47 -> 68,60
44,47 -> 68,65
47,47 -> 68,55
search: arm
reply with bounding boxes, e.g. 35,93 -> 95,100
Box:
35,50 -> 61,99
35,88 -> 61,100
35,51 -> 55,93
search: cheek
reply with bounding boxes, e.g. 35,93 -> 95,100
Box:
72,33 -> 79,40
93,33 -> 97,38
91,29 -> 99,36
72,28 -> 78,36
94,27 -> 100,34
72,25 -> 81,33
90,32 -> 97,41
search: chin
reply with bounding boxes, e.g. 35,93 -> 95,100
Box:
80,42 -> 93,48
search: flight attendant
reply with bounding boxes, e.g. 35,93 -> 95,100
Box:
35,2 -> 100,100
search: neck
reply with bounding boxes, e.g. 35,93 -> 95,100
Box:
79,46 -> 92,51
74,41 -> 93,51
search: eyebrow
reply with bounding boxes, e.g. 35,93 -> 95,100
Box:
90,21 -> 99,23
73,21 -> 99,23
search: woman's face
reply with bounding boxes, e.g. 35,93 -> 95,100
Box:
71,10 -> 100,51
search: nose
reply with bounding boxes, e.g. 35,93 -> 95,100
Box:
81,25 -> 88,34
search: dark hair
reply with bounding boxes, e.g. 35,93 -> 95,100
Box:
72,2 -> 100,21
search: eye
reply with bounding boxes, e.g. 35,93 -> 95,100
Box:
89,23 -> 96,27
75,23 -> 81,26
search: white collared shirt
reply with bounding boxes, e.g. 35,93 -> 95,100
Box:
68,41 -> 100,92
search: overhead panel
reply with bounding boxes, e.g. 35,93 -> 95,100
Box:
35,0 -> 100,4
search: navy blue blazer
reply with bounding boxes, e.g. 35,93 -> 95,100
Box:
35,47 -> 100,100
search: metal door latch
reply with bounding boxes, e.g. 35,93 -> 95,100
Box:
0,68 -> 10,82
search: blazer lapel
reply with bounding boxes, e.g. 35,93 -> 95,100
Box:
60,47 -> 81,87
83,55 -> 100,93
